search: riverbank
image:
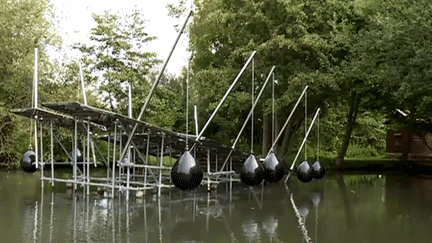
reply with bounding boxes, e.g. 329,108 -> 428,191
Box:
322,157 -> 400,172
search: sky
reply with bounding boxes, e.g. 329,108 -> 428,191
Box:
50,0 -> 191,76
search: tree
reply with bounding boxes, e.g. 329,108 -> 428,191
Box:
0,0 -> 58,166
334,0 -> 432,166
76,8 -> 159,115
189,0 -> 360,160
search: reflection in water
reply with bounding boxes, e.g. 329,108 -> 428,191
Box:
262,215 -> 278,237
242,218 -> 260,242
7,170 -> 432,242
335,172 -> 355,228
290,193 -> 312,243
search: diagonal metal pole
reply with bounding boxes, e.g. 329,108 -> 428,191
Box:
190,50 -> 256,151
118,10 -> 193,165
289,108 -> 321,171
79,62 -> 87,105
217,66 -> 275,174
266,86 -> 308,158
232,66 -> 274,150
284,108 -> 321,184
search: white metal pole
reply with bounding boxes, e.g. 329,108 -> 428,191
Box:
40,122 -> 44,179
207,148 -> 210,191
158,133 -> 165,198
111,122 -> 117,198
79,62 -> 87,105
87,122 -> 90,195
50,122 -> 54,186
119,10 -> 193,164
33,48 -> 38,169
34,48 -> 38,109
74,118 -> 77,190
194,105 -> 199,137
217,66 -> 275,174
289,108 -> 321,171
267,86 -> 309,158
232,66 -> 275,150
193,51 -> 256,147
144,132 -> 150,187
34,118 -> 38,169
128,82 -> 132,118
107,132 -> 110,181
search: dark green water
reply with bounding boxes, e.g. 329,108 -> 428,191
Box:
1,169 -> 432,242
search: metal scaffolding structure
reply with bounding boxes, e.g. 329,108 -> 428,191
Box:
11,102 -> 249,198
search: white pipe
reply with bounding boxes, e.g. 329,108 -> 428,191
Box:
232,66 -> 275,149
128,82 -> 132,118
194,105 -> 199,137
34,118 -> 38,169
111,122 -> 117,198
79,62 -> 87,105
34,48 -> 38,109
50,122 -> 54,186
195,51 -> 256,145
87,122 -> 90,195
266,86 -> 308,158
217,66 -> 275,175
118,10 -> 193,164
40,122 -> 43,177
73,118 -> 77,189
33,48 -> 38,169
289,108 -> 321,171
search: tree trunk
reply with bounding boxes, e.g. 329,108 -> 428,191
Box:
279,120 -> 291,156
336,93 -> 361,169
280,114 -> 303,163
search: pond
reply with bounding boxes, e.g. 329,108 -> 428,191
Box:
1,169 -> 432,242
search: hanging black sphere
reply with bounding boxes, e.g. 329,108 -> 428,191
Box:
21,149 -> 37,173
70,148 -> 84,162
296,160 -> 313,183
311,160 -> 326,180
262,152 -> 285,183
171,150 -> 203,190
240,154 -> 264,186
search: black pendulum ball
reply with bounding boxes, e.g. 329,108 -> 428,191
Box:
262,152 -> 285,183
171,150 -> 203,190
240,154 -> 264,186
296,160 -> 313,183
311,160 -> 326,180
21,148 -> 37,173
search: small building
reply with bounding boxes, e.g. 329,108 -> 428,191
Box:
386,130 -> 432,165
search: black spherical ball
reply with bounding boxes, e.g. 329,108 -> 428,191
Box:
240,154 -> 264,186
21,149 -> 37,173
171,151 -> 203,190
311,160 -> 326,180
262,152 -> 285,183
296,160 -> 313,183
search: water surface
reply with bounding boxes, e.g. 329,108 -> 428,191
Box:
1,169 -> 432,242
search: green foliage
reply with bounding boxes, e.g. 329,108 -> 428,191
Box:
377,0 -> 432,131
144,71 -> 185,129
0,0 -> 59,166
189,0 -> 372,154
2,0 -> 431,170
76,8 -> 159,113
